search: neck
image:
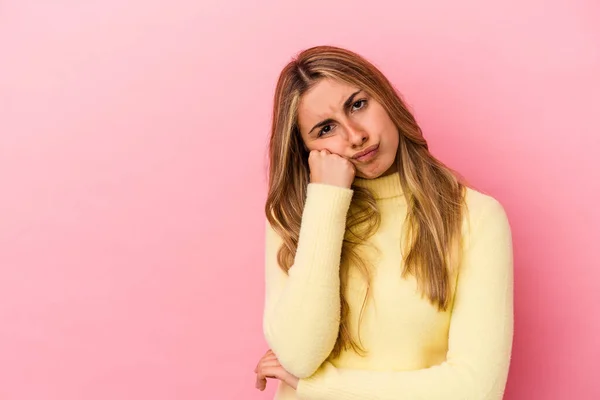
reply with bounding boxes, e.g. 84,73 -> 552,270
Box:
353,171 -> 403,200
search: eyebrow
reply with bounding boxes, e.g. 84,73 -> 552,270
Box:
307,89 -> 363,136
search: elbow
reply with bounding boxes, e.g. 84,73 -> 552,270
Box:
263,321 -> 334,378
284,349 -> 328,378
450,360 -> 509,400
291,366 -> 319,379
273,350 -> 323,378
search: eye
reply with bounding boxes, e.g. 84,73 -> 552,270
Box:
318,124 -> 334,137
351,99 -> 367,112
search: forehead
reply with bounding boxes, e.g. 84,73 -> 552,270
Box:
297,78 -> 360,126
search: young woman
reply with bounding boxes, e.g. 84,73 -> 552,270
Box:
254,45 -> 513,400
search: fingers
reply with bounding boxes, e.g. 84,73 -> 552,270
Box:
255,375 -> 267,391
308,148 -> 356,188
254,349 -> 283,391
256,365 -> 282,391
257,359 -> 282,377
310,149 -> 332,156
254,349 -> 276,372
264,350 -> 277,361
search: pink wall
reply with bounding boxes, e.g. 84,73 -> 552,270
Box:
1,1 -> 598,399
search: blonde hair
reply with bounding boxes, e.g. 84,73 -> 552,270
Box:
265,45 -> 467,358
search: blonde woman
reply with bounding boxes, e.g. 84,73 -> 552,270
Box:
254,45 -> 513,400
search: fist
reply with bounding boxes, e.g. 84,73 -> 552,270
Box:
254,349 -> 299,391
308,150 -> 356,189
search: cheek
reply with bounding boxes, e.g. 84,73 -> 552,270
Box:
365,108 -> 390,136
374,118 -> 399,156
378,114 -> 398,143
308,139 -> 346,155
383,126 -> 399,146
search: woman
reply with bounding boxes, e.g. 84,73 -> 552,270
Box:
254,45 -> 513,399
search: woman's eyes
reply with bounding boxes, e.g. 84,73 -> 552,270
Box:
317,99 -> 368,137
351,99 -> 367,112
318,125 -> 333,136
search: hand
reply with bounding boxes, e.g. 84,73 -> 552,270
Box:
254,349 -> 299,391
308,149 -> 356,189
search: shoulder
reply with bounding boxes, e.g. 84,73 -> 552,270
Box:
464,187 -> 507,218
464,186 -> 504,213
462,187 -> 511,240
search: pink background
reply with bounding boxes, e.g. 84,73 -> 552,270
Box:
1,1 -> 598,399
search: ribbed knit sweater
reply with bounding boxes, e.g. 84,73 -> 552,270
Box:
263,172 -> 513,400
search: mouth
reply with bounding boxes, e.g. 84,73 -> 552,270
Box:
352,144 -> 379,162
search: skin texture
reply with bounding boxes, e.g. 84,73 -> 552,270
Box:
254,349 -> 298,391
297,78 -> 399,181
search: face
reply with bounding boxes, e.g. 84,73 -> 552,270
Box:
297,78 -> 399,179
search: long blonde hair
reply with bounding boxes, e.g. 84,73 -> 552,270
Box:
265,45 -> 467,358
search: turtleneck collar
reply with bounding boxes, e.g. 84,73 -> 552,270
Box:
352,172 -> 404,200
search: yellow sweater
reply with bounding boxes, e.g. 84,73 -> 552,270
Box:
263,172 -> 513,400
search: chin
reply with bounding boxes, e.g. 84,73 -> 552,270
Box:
357,161 -> 396,179
356,169 -> 384,180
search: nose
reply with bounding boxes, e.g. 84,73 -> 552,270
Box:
345,123 -> 368,148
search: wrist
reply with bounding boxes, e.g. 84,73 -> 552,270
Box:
290,376 -> 299,390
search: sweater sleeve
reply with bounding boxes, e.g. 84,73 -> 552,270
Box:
263,183 -> 354,378
296,198 -> 514,400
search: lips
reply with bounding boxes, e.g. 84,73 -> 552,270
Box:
352,144 -> 379,160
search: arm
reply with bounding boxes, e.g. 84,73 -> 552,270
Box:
263,183 -> 354,378
296,198 -> 514,400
